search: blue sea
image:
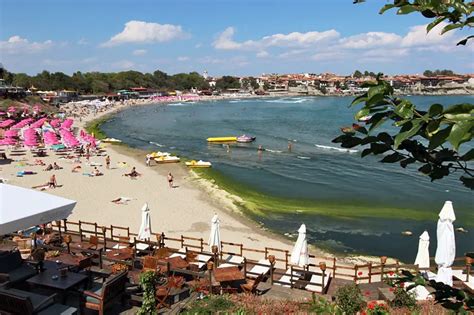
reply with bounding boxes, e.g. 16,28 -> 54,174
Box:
101,95 -> 473,261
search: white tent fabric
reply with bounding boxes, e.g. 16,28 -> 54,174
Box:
138,203 -> 151,240
435,201 -> 456,286
290,224 -> 309,267
208,214 -> 221,252
0,183 -> 76,235
414,231 -> 430,269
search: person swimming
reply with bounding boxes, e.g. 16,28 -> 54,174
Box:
258,145 -> 264,151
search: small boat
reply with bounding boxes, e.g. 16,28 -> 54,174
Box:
237,135 -> 256,143
154,155 -> 180,163
401,230 -> 413,236
185,160 -> 212,168
207,137 -> 237,143
149,151 -> 170,158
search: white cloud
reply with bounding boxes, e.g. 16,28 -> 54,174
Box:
213,27 -> 340,51
1,35 -> 53,54
177,56 -> 190,61
111,60 -> 135,70
256,51 -> 269,58
132,49 -> 147,56
340,32 -> 401,49
102,20 -> 188,47
77,38 -> 88,45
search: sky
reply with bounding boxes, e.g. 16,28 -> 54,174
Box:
1,0 -> 473,76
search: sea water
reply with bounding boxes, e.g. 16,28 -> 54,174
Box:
102,95 -> 473,261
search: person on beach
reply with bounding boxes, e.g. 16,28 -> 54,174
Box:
71,165 -> 81,173
124,167 -> 140,178
48,174 -> 57,188
288,141 -> 292,152
167,172 -> 174,188
105,155 -> 110,169
53,162 -> 62,170
44,164 -> 53,171
145,155 -> 151,167
93,167 -> 103,176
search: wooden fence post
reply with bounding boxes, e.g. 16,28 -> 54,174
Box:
368,263 -> 372,284
333,257 -> 337,278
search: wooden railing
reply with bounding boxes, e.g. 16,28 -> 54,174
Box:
54,219 -> 473,285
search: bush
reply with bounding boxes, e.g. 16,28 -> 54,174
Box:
335,283 -> 365,315
390,287 -> 418,311
307,294 -> 341,314
184,295 -> 235,314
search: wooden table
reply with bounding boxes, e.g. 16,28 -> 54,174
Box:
105,248 -> 133,261
70,241 -> 98,251
158,256 -> 189,272
45,252 -> 88,268
214,266 -> 245,282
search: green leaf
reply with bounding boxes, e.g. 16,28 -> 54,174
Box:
428,104 -> 443,117
381,152 -> 405,163
367,85 -> 386,102
379,4 -> 396,14
426,17 -> 446,33
377,132 -> 394,145
397,5 -> 417,15
426,120 -> 441,136
461,149 -> 474,161
441,23 -> 463,34
360,136 -> 378,145
448,121 -> 472,151
460,176 -> 474,190
368,112 -> 388,132
394,120 -> 422,149
394,100 -> 414,119
361,148 -> 372,157
443,103 -> 474,115
400,157 -> 416,168
370,143 -> 390,155
428,126 -> 452,150
355,108 -> 370,121
351,94 -> 368,106
457,35 -> 474,46
419,164 -> 432,175
444,113 -> 474,121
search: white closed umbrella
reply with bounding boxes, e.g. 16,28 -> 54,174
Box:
290,224 -> 309,267
414,231 -> 430,269
208,214 -> 221,252
435,201 -> 456,286
138,203 -> 151,240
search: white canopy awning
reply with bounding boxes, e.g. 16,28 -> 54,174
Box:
0,183 -> 76,235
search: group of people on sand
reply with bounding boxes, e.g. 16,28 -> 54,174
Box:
44,162 -> 62,171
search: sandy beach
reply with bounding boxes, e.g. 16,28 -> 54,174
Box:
1,97 -> 324,263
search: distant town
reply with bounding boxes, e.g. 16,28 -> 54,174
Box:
1,67 -> 473,105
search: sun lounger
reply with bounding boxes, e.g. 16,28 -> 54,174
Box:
306,272 -> 332,293
424,271 -> 437,281
223,255 -> 245,266
190,254 -> 212,269
452,269 -> 474,292
405,282 -> 433,300
247,259 -> 271,278
276,268 -> 302,287
169,248 -> 186,259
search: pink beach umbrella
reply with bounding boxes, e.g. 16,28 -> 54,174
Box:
4,129 -> 18,137
0,119 -> 15,128
0,138 -> 17,146
7,106 -> 16,113
50,119 -> 61,128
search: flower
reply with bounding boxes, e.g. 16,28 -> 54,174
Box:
365,291 -> 371,296
389,287 -> 394,292
388,271 -> 394,276
358,271 -> 363,276
400,282 -> 405,288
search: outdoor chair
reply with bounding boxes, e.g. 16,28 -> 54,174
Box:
452,269 -> 474,293
0,250 -> 36,284
240,274 -> 264,295
142,255 -> 160,273
112,236 -> 130,249
169,247 -> 186,259
0,288 -> 77,315
82,270 -> 128,315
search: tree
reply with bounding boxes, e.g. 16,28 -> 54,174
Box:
215,76 -> 241,90
353,70 -> 363,78
334,1 -> 474,190
423,70 -> 434,77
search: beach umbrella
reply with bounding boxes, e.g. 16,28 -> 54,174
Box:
290,223 -> 309,267
435,201 -> 456,286
414,231 -> 430,269
138,203 -> 152,240
208,214 -> 221,252
0,183 -> 76,235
